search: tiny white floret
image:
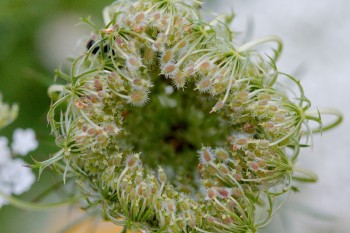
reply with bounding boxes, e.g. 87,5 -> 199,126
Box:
12,128 -> 38,156
0,137 -> 11,164
0,159 -> 35,207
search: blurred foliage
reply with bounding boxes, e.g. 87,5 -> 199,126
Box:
0,0 -> 111,232
0,0 -> 111,132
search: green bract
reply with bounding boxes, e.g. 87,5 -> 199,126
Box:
43,0 -> 341,232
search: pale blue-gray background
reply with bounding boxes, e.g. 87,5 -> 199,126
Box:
208,1 -> 349,232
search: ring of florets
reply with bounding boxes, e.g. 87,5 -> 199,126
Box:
47,0 -> 322,232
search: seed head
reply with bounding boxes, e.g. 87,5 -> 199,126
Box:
171,72 -> 187,89
162,62 -> 177,75
215,148 -> 229,162
198,61 -> 211,73
196,77 -> 212,93
128,89 -> 150,106
125,153 -> 140,168
134,12 -> 145,23
210,100 -> 224,113
144,47 -> 155,64
126,55 -> 142,70
217,187 -> 231,199
206,188 -> 216,200
161,50 -> 174,64
158,167 -> 167,183
198,146 -> 215,165
249,162 -> 260,171
165,199 -> 176,213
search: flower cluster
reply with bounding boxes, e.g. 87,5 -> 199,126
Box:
0,97 -> 37,208
46,0 -> 325,232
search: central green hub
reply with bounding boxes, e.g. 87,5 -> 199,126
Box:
123,79 -> 230,192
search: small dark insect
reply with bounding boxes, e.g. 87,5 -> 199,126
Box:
86,39 -> 95,50
86,39 -> 110,54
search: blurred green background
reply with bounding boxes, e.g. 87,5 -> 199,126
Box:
0,0 -> 111,232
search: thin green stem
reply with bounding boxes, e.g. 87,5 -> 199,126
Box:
293,166 -> 318,183
55,69 -> 72,82
305,108 -> 343,134
48,84 -> 64,99
238,36 -> 283,61
0,190 -> 81,211
121,226 -> 127,233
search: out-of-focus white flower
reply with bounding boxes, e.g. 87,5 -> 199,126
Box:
0,188 -> 11,207
11,128 -> 38,156
0,96 -> 37,208
0,95 -> 18,129
0,159 -> 35,207
1,159 -> 35,195
0,137 -> 11,164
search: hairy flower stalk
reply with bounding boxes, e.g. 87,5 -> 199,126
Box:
43,0 -> 342,232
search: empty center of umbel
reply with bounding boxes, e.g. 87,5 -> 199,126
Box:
122,79 -> 230,193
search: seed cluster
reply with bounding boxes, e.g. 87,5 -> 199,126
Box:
48,0 -> 320,232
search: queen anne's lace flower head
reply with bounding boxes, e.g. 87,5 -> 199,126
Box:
44,0 -> 340,232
